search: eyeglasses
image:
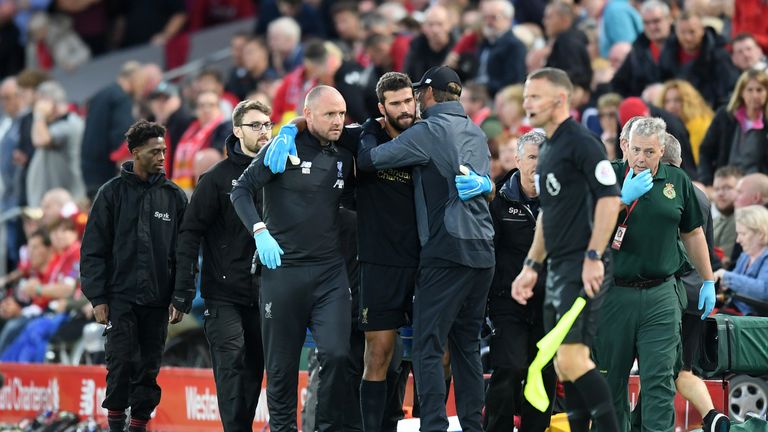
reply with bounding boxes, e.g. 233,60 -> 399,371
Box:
599,112 -> 617,119
239,121 -> 274,132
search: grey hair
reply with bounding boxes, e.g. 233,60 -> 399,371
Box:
629,117 -> 668,148
487,0 -> 515,19
517,131 -> 546,156
641,0 -> 670,17
268,17 -> 301,43
36,81 -> 67,104
660,133 -> 682,167
620,116 -> 644,142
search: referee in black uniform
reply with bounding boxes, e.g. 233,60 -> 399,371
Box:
174,100 -> 272,431
512,68 -> 621,432
231,86 -> 356,432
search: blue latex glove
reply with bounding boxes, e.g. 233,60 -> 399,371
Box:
620,168 -> 653,205
698,280 -> 716,320
264,124 -> 298,174
455,171 -> 493,201
254,230 -> 284,269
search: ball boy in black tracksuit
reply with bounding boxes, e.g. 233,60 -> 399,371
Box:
173,100 -> 273,432
231,86 -> 356,432
485,132 -> 556,432
81,120 -> 187,432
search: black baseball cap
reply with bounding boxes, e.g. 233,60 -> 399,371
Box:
412,66 -> 462,94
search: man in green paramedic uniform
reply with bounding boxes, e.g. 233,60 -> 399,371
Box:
592,117 -> 717,432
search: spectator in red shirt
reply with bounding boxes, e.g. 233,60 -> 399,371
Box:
733,0 -> 768,54
0,229 -> 54,354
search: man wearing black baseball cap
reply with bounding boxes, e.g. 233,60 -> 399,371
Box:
357,65 -> 495,432
411,65 -> 464,95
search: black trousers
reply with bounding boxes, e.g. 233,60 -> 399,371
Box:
101,300 -> 168,420
484,297 -> 556,432
203,301 -> 264,432
412,266 -> 493,432
260,260 -> 351,432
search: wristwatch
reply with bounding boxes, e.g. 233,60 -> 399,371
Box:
585,249 -> 602,261
523,257 -> 544,273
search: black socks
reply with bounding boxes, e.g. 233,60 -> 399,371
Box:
572,368 -> 620,432
360,379 -> 387,432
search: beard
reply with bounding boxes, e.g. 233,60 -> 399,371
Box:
717,203 -> 735,216
386,111 -> 415,132
243,134 -> 269,154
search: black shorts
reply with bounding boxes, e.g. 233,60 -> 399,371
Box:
358,262 -> 416,332
543,252 -> 612,347
681,311 -> 704,371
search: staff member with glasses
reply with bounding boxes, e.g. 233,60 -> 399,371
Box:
174,100 -> 274,431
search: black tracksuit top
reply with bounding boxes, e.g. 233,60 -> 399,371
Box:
173,135 -> 262,311
81,162 -> 188,308
231,129 -> 356,266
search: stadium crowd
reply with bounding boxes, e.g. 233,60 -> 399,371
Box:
1,0 -> 768,431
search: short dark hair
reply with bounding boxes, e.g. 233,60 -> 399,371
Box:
463,81 -> 489,104
125,120 -> 166,151
197,68 -> 224,84
714,165 -> 745,179
733,32 -> 759,45
303,39 -> 328,64
677,10 -> 702,23
16,69 -> 50,90
432,82 -> 462,102
331,1 -> 358,16
232,100 -> 272,127
527,67 -> 573,97
364,32 -> 392,49
375,72 -> 412,103
50,216 -> 77,233
548,1 -> 574,20
28,228 -> 51,247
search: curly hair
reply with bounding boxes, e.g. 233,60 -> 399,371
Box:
125,119 -> 166,151
657,79 -> 714,123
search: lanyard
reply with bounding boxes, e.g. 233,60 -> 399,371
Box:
621,165 -> 640,226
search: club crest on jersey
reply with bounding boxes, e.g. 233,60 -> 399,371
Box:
663,183 -> 676,199
546,173 -> 561,196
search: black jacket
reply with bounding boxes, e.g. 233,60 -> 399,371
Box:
649,105 -> 698,177
231,129 -> 356,266
659,28 -> 739,108
611,32 -> 663,97
81,83 -> 135,190
483,30 -> 527,97
404,33 -> 456,84
81,162 -> 188,308
546,27 -> 592,90
173,135 -> 261,311
698,107 -> 768,185
489,171 -> 545,320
